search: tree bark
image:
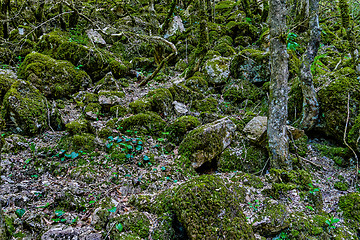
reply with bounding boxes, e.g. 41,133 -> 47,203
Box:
268,0 -> 290,169
299,0 -> 320,130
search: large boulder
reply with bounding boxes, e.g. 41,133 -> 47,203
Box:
36,30 -> 120,80
17,52 -> 91,99
203,56 -> 231,85
179,117 -> 236,169
2,80 -> 48,135
230,49 -> 270,83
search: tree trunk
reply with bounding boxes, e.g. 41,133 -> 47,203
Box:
1,0 -> 10,39
268,0 -> 290,169
299,0 -> 320,130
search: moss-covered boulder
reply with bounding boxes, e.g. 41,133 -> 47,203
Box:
185,73 -> 208,93
65,119 -> 89,135
252,201 -> 290,236
17,52 -> 91,99
203,56 -> 231,85
109,59 -> 129,79
172,175 -> 255,239
191,97 -> 218,113
223,80 -> 264,105
98,91 -> 125,111
226,21 -> 258,45
0,74 -> 16,103
338,192 -> 360,223
218,145 -> 268,173
179,117 -> 236,169
129,88 -> 173,116
169,79 -> 205,103
168,116 -> 201,144
36,30 -> 116,80
118,112 -> 166,136
318,69 -> 360,144
107,211 -> 150,239
213,42 -> 236,57
230,49 -> 270,83
1,80 -> 48,135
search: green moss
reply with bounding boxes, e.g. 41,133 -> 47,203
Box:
108,212 -> 150,239
0,75 -> 15,103
214,42 -> 236,57
35,30 -> 114,80
288,77 -> 303,123
109,105 -> 128,118
118,112 -> 166,136
192,97 -> 218,112
338,193 -> 360,222
109,59 -> 128,79
264,169 -> 312,199
218,146 -> 268,173
130,88 -> 173,116
334,181 -> 349,191
85,103 -> 102,116
172,175 -> 255,239
72,133 -> 96,151
65,120 -> 89,135
223,80 -> 264,104
313,143 -> 350,167
167,116 -> 201,144
2,80 -> 48,136
230,173 -> 264,189
230,49 -> 270,83
289,135 -> 308,157
215,1 -> 235,15
185,75 -> 208,93
151,213 -> 175,240
83,93 -> 99,104
168,82 -> 204,103
226,21 -> 258,43
17,52 -> 91,99
318,75 -> 360,143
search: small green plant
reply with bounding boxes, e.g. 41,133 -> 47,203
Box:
305,205 -> 314,211
287,32 -> 298,50
248,199 -> 260,211
308,183 -> 319,195
52,210 -> 66,223
30,142 -> 36,158
74,64 -> 83,70
274,231 -> 289,240
325,216 -> 340,231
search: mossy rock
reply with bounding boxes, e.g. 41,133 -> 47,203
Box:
169,80 -> 205,104
179,117 -> 236,169
338,192 -> 360,222
203,56 -> 231,85
72,133 -> 97,151
185,74 -> 208,93
230,49 -> 270,83
35,30 -> 114,80
95,72 -> 124,92
109,59 -> 129,79
253,201 -> 290,236
215,0 -> 236,15
168,116 -> 201,144
151,213 -> 175,240
213,42 -> 236,57
334,181 -> 349,191
84,102 -> 102,120
172,175 -> 255,239
318,71 -> 360,144
109,105 -> 128,118
118,112 -> 166,136
1,80 -> 48,135
264,169 -> 312,199
2,134 -> 29,153
98,91 -> 125,111
192,97 -> 218,113
223,79 -> 264,104
107,212 -> 150,239
226,21 -> 258,43
0,74 -> 16,103
129,88 -> 173,116
218,145 -> 268,173
65,119 -> 89,135
17,52 -> 91,99
313,143 -> 351,167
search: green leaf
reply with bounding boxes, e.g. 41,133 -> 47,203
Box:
15,209 -> 26,218
55,210 -> 65,217
332,218 -> 340,224
116,223 -> 123,232
136,145 -> 142,151
108,207 -> 117,213
143,155 -> 150,161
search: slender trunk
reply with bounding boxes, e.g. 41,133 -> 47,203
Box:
299,0 -> 320,130
268,0 -> 290,169
1,0 -> 10,39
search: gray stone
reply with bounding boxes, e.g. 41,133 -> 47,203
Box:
86,29 -> 106,45
203,56 -> 231,85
